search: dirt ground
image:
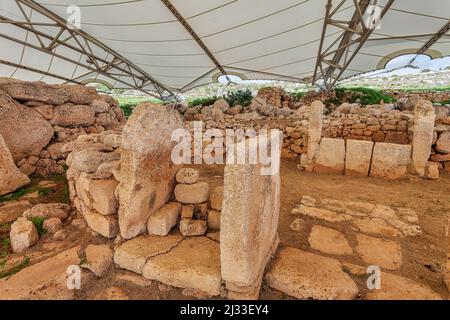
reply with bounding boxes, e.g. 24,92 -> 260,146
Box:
1,160 -> 449,299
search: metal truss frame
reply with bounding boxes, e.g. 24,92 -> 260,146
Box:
312,0 -> 395,89
0,0 -> 177,100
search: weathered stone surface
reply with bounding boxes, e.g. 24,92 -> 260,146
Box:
142,237 -> 221,296
213,99 -> 229,112
0,81 -> 69,105
23,203 -> 70,220
355,234 -> 402,270
51,104 -> 96,127
370,143 -> 411,179
345,140 -> 374,176
0,200 -> 32,224
412,101 -> 436,176
308,225 -> 353,256
81,244 -> 113,277
71,149 -> 120,173
0,135 -> 30,196
114,235 -> 183,274
174,182 -> 210,204
0,246 -> 80,300
353,217 -> 400,238
307,101 -> 324,162
65,85 -> 98,105
436,131 -> 450,154
32,104 -> 53,120
35,159 -> 65,178
210,186 -> 224,211
0,90 -> 54,162
365,272 -> 442,300
207,210 -> 221,230
117,103 -> 182,239
314,138 -> 345,174
10,217 -> 39,253
265,247 -> 359,300
90,98 -> 110,113
43,218 -> 62,234
147,202 -> 181,236
292,204 -> 350,222
425,162 -> 440,180
175,168 -> 199,184
79,202 -> 118,238
88,179 -> 119,215
179,219 -> 207,236
181,204 -> 194,219
221,157 -> 280,291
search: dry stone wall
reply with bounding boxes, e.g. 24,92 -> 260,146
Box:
0,79 -> 125,180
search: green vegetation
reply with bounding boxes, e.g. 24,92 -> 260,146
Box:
188,96 -> 219,108
1,236 -> 10,259
291,91 -> 306,102
0,257 -> 30,279
30,217 -> 46,236
331,87 -> 396,105
116,96 -> 162,117
224,89 -> 253,107
58,183 -> 70,204
0,173 -> 70,204
0,187 -> 30,203
38,187 -> 51,197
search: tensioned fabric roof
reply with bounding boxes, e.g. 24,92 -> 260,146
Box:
0,0 -> 449,99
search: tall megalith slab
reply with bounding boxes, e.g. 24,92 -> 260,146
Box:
117,103 -> 183,239
220,133 -> 281,299
411,100 -> 435,177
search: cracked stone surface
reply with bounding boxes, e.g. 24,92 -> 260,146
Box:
292,195 -> 421,238
142,237 -> 221,296
114,234 -> 184,274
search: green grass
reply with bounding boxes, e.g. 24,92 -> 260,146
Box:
1,237 -> 10,259
187,96 -> 219,108
30,217 -> 46,236
0,257 -> 30,279
0,188 -> 30,203
332,87 -> 396,105
116,96 -> 162,117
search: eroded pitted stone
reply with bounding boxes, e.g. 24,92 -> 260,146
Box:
0,135 -> 30,196
117,103 -> 183,239
411,100 -> 436,176
370,143 -> 411,179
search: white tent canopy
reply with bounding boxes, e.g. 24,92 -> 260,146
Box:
0,0 -> 449,98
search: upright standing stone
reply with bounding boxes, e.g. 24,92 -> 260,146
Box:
0,135 -> 30,196
117,103 -> 183,239
221,137 -> 281,299
313,138 -> 345,174
411,100 -> 436,177
370,143 -> 411,179
345,140 -> 374,176
306,100 -> 324,168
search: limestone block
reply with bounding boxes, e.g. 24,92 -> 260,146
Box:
147,202 -> 181,236
117,103 -> 183,239
345,139 -> 374,176
313,138 -> 345,174
0,134 -> 30,196
370,143 -> 411,179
